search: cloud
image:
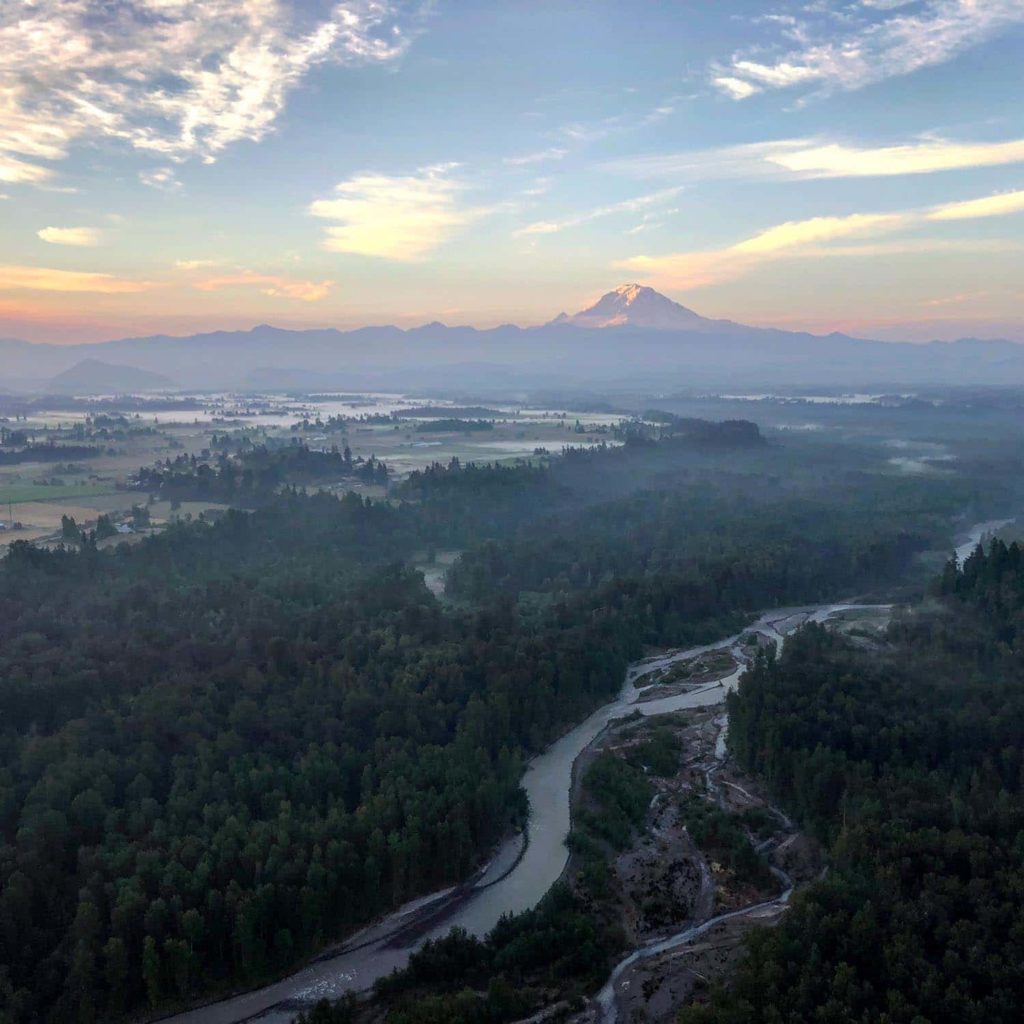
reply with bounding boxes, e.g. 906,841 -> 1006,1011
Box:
617,189 -> 1024,289
712,77 -> 762,100
174,259 -> 225,271
504,147 -> 569,166
920,290 -> 993,307
606,134 -> 1024,183
732,213 -> 908,254
0,1 -> 417,182
514,187 -> 683,237
140,167 -> 182,191
927,189 -> 1024,221
770,137 -> 1024,178
519,178 -> 552,197
37,226 -> 103,247
0,265 -> 156,293
560,97 -> 679,144
713,0 -> 1024,100
0,152 -> 54,184
193,271 -> 333,301
310,165 -> 487,260
798,238 -> 1024,258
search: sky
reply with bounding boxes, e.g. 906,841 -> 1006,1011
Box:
1,0 -> 1023,345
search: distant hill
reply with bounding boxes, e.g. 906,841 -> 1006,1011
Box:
47,359 -> 176,395
2,285 -> 1023,393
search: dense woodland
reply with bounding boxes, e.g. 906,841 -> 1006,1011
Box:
0,443 -> 102,465
681,539 -> 1024,1024
134,442 -> 389,503
0,423 -> 1010,1022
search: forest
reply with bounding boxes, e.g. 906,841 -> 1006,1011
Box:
134,442 -> 390,503
680,539 -> 1024,1023
0,424 -> 1009,1023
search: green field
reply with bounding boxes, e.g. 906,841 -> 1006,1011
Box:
0,483 -> 118,505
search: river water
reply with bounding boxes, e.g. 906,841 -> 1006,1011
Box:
954,519 -> 1013,564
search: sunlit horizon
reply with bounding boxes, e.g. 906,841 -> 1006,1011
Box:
2,0 -> 1023,345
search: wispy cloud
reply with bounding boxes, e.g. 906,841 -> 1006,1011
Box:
732,213 -> 908,254
713,0 -> 1024,100
712,77 -> 761,100
174,259 -> 225,271
514,187 -> 683,237
770,137 -> 1024,178
37,226 -> 103,247
504,147 -> 568,166
927,189 -> 1024,220
0,152 -> 54,184
310,164 -> 488,260
140,167 -> 182,192
606,135 -> 1024,181
0,265 -> 157,293
920,290 -> 994,307
193,271 -> 333,301
0,1 -> 418,183
618,187 -> 1024,289
561,98 -> 678,144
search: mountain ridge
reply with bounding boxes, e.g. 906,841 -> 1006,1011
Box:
1,285 -> 1023,393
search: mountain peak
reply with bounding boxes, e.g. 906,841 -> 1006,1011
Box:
553,283 -> 709,330
612,283 -> 651,303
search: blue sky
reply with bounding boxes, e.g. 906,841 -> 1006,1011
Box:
1,0 -> 1023,343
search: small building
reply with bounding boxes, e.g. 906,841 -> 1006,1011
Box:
115,523 -> 134,535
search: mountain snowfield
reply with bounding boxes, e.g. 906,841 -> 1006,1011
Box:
552,284 -> 717,330
2,285 -> 1024,393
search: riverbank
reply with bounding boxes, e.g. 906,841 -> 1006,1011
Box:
580,706 -> 823,1024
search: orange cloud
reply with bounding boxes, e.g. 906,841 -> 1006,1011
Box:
192,272 -> 333,302
0,265 -> 158,293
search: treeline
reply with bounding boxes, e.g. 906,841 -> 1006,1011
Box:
615,413 -> 763,446
446,488 -> 940,613
415,419 -> 494,433
134,443 -> 389,503
0,443 -> 102,465
396,459 -> 562,542
683,540 -> 1024,1024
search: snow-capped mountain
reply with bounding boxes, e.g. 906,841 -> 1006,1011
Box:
551,284 -> 714,329
3,282 -> 1024,392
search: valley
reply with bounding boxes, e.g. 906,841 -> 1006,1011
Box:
5,6 -> 1024,1024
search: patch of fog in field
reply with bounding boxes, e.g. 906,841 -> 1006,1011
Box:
887,454 -> 957,474
716,393 -> 913,405
884,438 -> 957,475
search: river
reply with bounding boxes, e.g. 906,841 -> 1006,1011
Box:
163,520 -> 1011,1024
954,518 -> 1014,564
161,519 -> 1014,1024
161,602 -> 882,1024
